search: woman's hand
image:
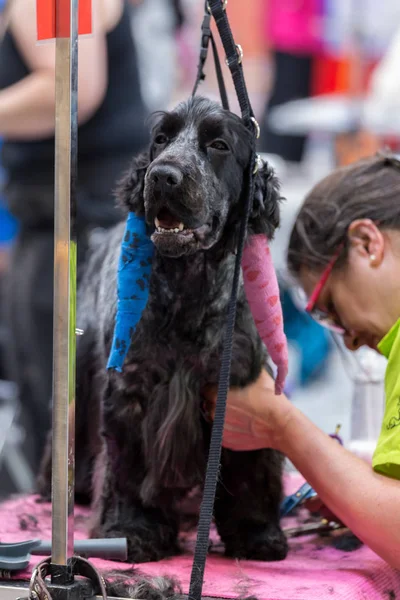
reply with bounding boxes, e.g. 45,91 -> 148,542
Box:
203,370 -> 400,569
202,369 -> 293,451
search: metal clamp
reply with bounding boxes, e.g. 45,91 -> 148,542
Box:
226,43 -> 243,67
250,116 -> 260,139
207,0 -> 228,13
280,482 -> 317,517
25,556 -> 108,600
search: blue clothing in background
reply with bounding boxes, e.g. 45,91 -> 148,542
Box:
281,287 -> 331,386
0,138 -> 18,245
0,202 -> 18,245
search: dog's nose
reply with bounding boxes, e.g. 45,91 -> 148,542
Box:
150,165 -> 183,189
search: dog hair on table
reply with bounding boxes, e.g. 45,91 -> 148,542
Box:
104,569 -> 259,600
38,96 -> 288,564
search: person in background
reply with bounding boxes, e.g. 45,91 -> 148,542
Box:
0,0 -> 149,477
259,0 -> 324,164
364,24 -> 400,141
0,181 -> 17,381
130,0 -> 185,111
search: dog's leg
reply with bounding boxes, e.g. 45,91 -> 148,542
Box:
90,442 -> 180,563
214,448 -> 288,561
90,386 -> 181,563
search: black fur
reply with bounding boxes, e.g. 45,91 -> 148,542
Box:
104,572 -> 182,599
38,97 -> 287,563
104,570 -> 259,600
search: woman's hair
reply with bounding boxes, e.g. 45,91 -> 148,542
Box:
287,154 -> 400,277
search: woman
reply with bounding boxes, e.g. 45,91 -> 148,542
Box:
206,153 -> 400,568
0,0 -> 149,475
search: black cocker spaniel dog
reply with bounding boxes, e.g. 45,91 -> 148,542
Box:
38,96 -> 288,564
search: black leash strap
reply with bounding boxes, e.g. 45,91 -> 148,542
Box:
192,6 -> 230,111
208,0 -> 255,126
189,3 -> 260,600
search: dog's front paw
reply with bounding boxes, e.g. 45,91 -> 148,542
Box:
126,533 -> 180,563
224,524 -> 288,562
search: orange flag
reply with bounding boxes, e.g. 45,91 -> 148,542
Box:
36,0 -> 92,41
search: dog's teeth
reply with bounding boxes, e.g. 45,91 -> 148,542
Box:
155,217 -> 160,228
155,225 -> 185,234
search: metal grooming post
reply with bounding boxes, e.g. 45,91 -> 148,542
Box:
0,3 -> 128,592
51,0 -> 78,582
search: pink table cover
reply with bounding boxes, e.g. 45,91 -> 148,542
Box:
0,474 -> 399,600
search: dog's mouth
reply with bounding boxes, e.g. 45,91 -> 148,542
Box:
154,207 -> 187,234
151,207 -> 213,256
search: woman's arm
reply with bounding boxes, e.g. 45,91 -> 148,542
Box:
204,370 -> 400,568
280,404 -> 400,569
0,0 -> 109,139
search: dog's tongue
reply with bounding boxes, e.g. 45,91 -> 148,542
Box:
242,234 -> 288,395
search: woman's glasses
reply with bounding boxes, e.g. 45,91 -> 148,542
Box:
303,151 -> 400,334
305,244 -> 347,335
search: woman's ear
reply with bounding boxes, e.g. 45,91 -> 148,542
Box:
347,219 -> 385,266
247,159 -> 282,239
115,150 -> 150,215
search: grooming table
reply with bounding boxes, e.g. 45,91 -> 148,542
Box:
0,474 -> 399,600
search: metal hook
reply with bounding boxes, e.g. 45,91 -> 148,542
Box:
250,117 -> 260,139
207,0 -> 228,14
235,43 -> 243,64
226,43 -> 243,67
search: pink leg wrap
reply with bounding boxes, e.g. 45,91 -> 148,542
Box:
242,234 -> 288,395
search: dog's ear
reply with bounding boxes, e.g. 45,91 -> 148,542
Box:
115,150 -> 150,216
247,159 -> 282,239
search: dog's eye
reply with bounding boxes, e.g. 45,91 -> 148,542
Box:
154,133 -> 168,145
209,140 -> 229,151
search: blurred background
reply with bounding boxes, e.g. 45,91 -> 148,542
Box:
0,0 -> 398,497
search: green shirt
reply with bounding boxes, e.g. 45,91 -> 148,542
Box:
372,318 -> 400,479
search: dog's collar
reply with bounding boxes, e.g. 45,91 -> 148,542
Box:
107,212 -> 154,372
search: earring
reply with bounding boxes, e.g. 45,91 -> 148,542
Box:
370,254 -> 376,262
